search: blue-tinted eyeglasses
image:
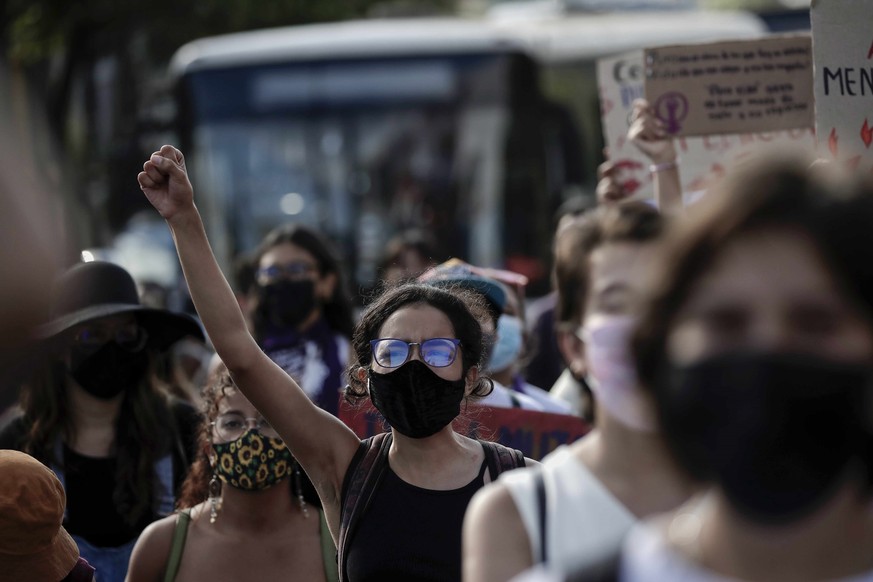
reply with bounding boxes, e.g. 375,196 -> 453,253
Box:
370,338 -> 461,369
256,262 -> 317,283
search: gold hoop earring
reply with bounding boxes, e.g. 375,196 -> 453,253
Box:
293,461 -> 309,519
208,459 -> 222,524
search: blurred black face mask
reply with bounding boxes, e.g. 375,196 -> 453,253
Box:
369,359 -> 466,439
69,342 -> 150,399
255,279 -> 317,330
657,351 -> 873,525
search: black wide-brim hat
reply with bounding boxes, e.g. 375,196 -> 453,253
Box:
36,261 -> 204,350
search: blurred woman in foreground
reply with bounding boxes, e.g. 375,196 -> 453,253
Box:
551,156 -> 873,581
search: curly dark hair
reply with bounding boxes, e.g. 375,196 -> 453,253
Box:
344,283 -> 494,402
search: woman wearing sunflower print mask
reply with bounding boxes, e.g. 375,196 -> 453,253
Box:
125,363 -> 338,582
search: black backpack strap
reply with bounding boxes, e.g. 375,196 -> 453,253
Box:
337,432 -> 393,582
534,469 -> 548,564
481,440 -> 526,482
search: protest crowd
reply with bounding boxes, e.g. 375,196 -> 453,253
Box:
5,8 -> 873,582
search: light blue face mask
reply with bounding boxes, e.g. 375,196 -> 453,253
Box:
487,315 -> 524,373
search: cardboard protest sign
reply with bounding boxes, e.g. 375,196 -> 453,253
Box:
338,399 -> 590,461
644,35 -> 814,137
811,0 -> 873,171
598,50 -> 815,200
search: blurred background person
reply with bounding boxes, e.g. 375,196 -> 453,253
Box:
549,215 -> 598,421
464,201 -> 690,582
419,259 -> 546,411
378,228 -> 443,285
163,335 -> 213,410
488,280 -> 572,415
524,195 -> 596,396
0,449 -> 96,582
0,61 -> 66,418
127,362 -> 337,582
249,223 -> 354,418
0,261 -> 203,582
546,108 -> 681,421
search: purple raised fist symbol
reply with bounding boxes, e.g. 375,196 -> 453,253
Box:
654,92 -> 689,135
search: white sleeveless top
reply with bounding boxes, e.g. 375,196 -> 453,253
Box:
512,520 -> 873,582
623,519 -> 873,582
501,444 -> 636,573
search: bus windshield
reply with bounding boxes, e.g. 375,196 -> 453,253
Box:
179,52 -> 574,294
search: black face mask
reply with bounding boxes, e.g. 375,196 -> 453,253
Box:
657,351 -> 873,525
68,341 -> 150,400
368,359 -> 467,439
254,279 -> 317,331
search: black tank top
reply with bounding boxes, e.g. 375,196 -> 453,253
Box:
345,458 -> 489,582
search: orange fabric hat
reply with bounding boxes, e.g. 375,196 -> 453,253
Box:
0,450 -> 79,581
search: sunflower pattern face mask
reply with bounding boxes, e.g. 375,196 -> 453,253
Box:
212,430 -> 294,491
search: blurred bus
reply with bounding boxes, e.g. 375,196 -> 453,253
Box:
168,8 -> 764,296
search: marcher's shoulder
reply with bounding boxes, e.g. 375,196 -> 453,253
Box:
127,511 -> 182,582
466,479 -> 523,532
138,511 -> 180,547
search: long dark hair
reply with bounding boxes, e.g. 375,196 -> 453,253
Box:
345,282 -> 493,402
20,348 -> 174,527
253,223 -> 354,338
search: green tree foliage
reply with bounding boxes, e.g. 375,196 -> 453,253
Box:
1,0 -> 454,237
4,0 -> 452,65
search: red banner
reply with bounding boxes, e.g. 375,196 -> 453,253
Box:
338,400 -> 590,461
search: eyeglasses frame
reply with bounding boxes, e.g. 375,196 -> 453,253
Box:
369,337 -> 462,369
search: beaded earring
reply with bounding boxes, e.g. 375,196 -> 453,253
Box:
208,457 -> 222,524
293,460 -> 309,519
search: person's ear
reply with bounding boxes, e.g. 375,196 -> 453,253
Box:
464,365 -> 480,397
557,328 -> 587,379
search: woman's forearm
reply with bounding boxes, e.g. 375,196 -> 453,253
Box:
166,207 -> 258,371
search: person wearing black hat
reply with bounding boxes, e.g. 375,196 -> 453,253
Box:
0,260 -> 204,582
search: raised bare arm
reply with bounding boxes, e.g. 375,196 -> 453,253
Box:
137,145 -> 360,523
628,98 -> 683,214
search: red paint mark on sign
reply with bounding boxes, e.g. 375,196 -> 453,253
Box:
829,128 -> 839,157
868,39 -> 873,60
621,178 -> 642,195
614,159 -> 645,171
862,119 -> 873,149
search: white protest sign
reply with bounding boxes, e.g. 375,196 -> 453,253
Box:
811,0 -> 873,171
644,35 -> 814,137
598,50 -> 815,201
